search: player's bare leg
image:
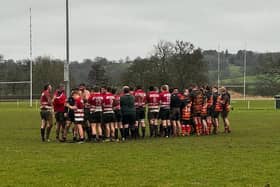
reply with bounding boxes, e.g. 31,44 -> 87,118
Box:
96,123 -> 102,141
166,120 -> 171,138
76,123 -> 84,143
176,120 -> 181,136
91,123 -> 97,141
223,117 -> 231,133
202,118 -> 208,135
206,116 -> 212,135
140,120 -> 146,138
110,122 -> 115,141
105,124 -> 111,142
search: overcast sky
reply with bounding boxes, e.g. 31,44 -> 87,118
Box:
1,0 -> 279,61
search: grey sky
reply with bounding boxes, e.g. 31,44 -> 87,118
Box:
1,0 -> 279,61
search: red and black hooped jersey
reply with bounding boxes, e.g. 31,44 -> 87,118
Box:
74,96 -> 84,122
181,102 -> 192,120
213,93 -> 223,112
191,89 -> 203,113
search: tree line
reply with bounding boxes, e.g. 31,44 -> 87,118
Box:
1,40 -> 280,98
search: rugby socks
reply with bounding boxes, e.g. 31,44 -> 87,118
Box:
120,128 -> 124,139
181,125 -> 186,136
115,128 -> 119,139
135,127 -> 139,138
164,127 -> 168,137
124,128 -> 129,139
154,125 -> 158,137
92,134 -> 97,141
167,126 -> 171,137
142,127 -> 146,138
186,125 -> 191,136
40,128 -> 45,141
207,122 -> 212,135
150,125 -> 154,137
86,127 -> 92,141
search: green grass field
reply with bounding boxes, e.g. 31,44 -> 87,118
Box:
0,101 -> 280,187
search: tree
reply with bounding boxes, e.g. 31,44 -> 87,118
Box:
88,57 -> 109,87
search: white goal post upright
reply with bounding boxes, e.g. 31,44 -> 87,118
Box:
29,8 -> 33,107
217,44 -> 247,99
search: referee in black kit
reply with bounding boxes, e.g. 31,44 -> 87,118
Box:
120,86 -> 136,141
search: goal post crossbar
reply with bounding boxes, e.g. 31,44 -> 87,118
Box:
0,81 -> 31,84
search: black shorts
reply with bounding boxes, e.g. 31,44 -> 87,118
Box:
181,120 -> 191,125
114,110 -> 122,122
40,109 -> 51,121
84,108 -> 91,122
148,111 -> 159,120
66,111 -> 75,123
90,111 -> 102,123
212,111 -> 220,118
136,107 -> 145,121
221,110 -> 229,118
103,113 -> 115,124
170,108 -> 180,121
159,108 -> 170,120
122,113 -> 136,127
207,108 -> 213,117
55,112 -> 65,123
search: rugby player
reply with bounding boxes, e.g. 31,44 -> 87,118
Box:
212,86 -> 223,134
221,87 -> 231,133
88,86 -> 104,142
190,85 -> 204,136
200,90 -> 209,135
72,90 -> 85,143
146,86 -> 160,137
79,83 -> 91,141
112,88 -> 122,141
170,88 -> 182,136
40,84 -> 53,142
53,84 -> 67,141
64,89 -> 77,142
134,86 -> 147,138
159,85 -> 171,138
102,86 -> 116,142
180,89 -> 192,136
120,86 -> 136,141
205,86 -> 213,135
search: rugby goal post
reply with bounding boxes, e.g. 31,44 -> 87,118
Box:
0,81 -> 33,107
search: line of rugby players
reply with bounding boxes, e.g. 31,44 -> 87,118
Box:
39,83 -> 231,143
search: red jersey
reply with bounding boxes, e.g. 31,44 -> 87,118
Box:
53,91 -> 66,112
146,91 -> 160,111
88,92 -> 104,112
113,94 -> 121,110
40,90 -> 52,109
134,89 -> 146,108
159,91 -> 171,109
102,92 -> 115,113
